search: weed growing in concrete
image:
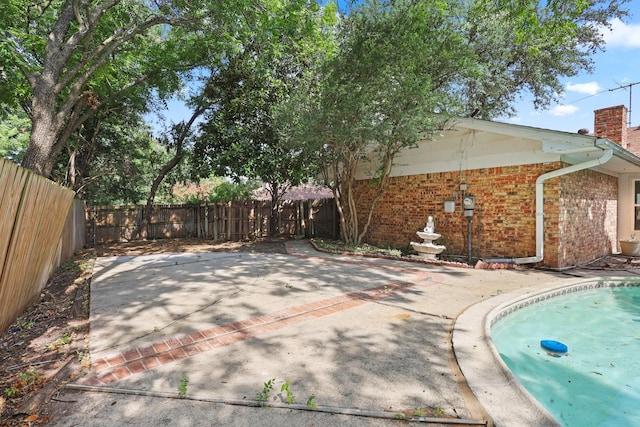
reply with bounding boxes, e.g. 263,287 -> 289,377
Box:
280,381 -> 295,404
257,378 -> 316,408
178,373 -> 189,397
256,378 -> 275,407
306,394 -> 317,410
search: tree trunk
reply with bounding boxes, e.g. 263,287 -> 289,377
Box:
269,184 -> 280,237
18,0 -> 174,178
66,144 -> 77,189
136,107 -> 205,239
356,152 -> 393,244
137,151 -> 183,240
21,85 -> 61,177
263,180 -> 292,237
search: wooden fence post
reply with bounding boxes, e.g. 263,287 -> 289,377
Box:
213,203 -> 219,241
306,200 -> 313,238
204,203 -> 209,238
277,201 -> 282,236
194,205 -> 199,238
256,202 -> 262,237
300,200 -> 306,237
227,201 -> 232,241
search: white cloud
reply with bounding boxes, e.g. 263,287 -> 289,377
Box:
601,18 -> 640,49
566,82 -> 602,95
550,105 -> 579,117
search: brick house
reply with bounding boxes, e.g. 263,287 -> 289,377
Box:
353,105 -> 640,268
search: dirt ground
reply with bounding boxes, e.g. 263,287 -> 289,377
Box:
0,238 -> 287,427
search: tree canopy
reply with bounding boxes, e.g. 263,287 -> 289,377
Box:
0,0 -> 248,177
0,112 -> 30,163
0,0 -> 630,239
286,0 -> 629,244
193,0 -> 338,233
458,0 -> 629,118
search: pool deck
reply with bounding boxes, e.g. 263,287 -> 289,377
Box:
48,241 -> 640,426
454,280 -> 569,426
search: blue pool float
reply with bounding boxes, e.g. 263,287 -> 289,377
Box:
540,340 -> 568,355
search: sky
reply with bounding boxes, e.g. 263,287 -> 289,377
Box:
503,2 -> 640,133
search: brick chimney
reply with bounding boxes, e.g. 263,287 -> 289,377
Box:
594,105 -> 628,149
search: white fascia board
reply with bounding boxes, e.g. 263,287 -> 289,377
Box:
542,139 -> 597,154
452,117 -> 592,144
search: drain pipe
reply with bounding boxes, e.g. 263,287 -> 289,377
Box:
512,143 -> 613,265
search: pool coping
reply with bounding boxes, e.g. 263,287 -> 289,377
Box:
452,276 -> 640,427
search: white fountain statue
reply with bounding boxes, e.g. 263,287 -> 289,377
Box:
410,216 -> 446,259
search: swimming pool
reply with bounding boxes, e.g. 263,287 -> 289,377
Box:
491,283 -> 640,426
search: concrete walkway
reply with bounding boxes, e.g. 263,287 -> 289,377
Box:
47,240 -> 606,426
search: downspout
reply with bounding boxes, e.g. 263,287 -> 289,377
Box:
513,142 -> 613,265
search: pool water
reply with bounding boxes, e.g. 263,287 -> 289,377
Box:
491,286 -> 640,426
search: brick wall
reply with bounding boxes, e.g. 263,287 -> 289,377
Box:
594,105 -> 627,148
555,169 -> 617,267
353,163 -> 617,268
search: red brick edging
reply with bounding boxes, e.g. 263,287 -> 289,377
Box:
84,281 -> 419,386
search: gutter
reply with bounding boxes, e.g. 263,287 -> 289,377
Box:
512,139 -> 613,265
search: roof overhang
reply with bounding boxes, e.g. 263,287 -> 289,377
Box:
357,116 -> 640,180
450,117 -> 640,176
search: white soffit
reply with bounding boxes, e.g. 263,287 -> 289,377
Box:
356,117 -> 640,180
385,125 -> 558,178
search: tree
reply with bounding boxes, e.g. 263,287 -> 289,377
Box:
289,0 -> 469,244
290,0 -> 628,244
165,177 -> 258,205
0,112 -> 30,163
459,0 -> 629,118
0,0 -> 238,178
193,0 -> 338,235
53,111 -> 161,205
195,51 -> 312,236
38,50 -> 168,202
137,106 -> 205,239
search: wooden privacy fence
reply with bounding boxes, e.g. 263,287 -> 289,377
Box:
87,198 -> 338,244
0,159 -> 86,333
